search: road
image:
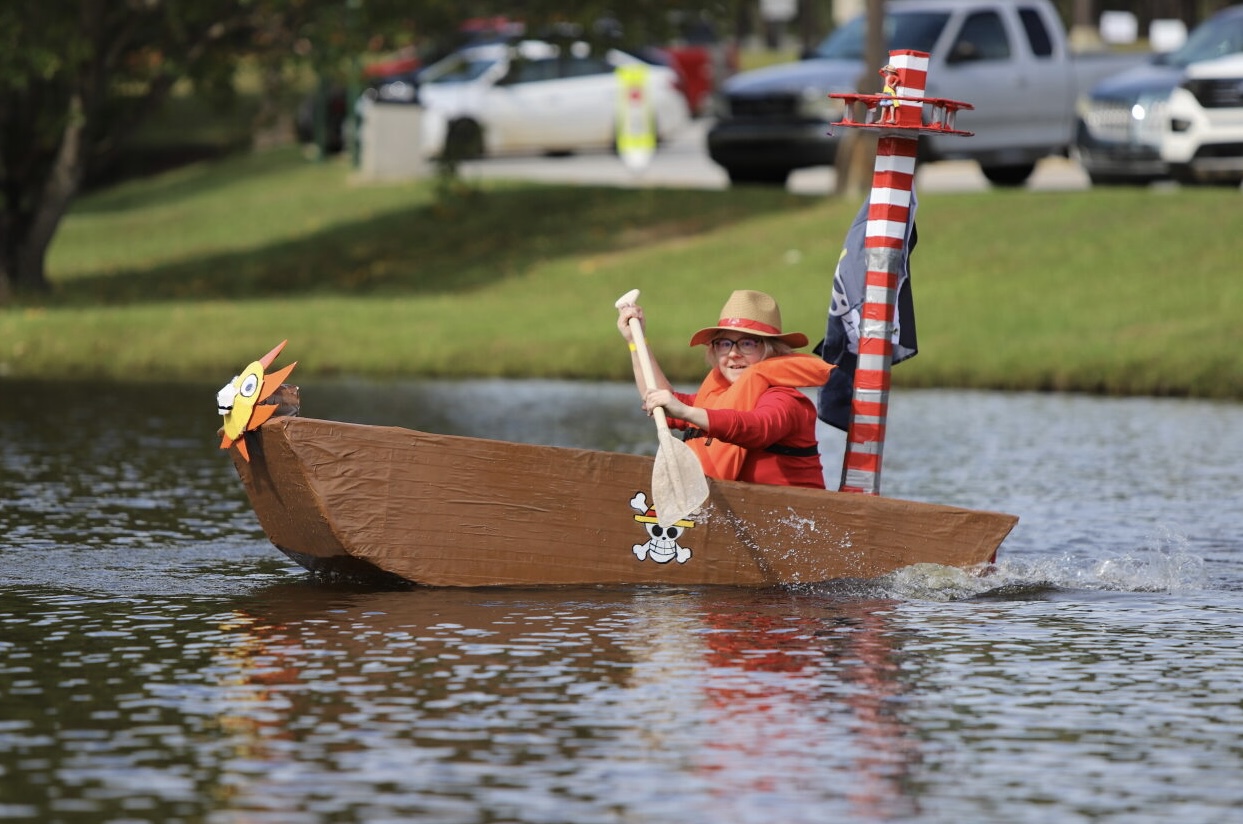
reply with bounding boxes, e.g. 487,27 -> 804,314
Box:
458,118 -> 1092,194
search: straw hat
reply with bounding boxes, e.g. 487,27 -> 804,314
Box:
688,289 -> 809,349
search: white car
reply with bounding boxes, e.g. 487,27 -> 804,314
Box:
416,40 -> 691,159
1162,53 -> 1243,184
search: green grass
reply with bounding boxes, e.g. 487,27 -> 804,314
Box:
4,146 -> 1242,400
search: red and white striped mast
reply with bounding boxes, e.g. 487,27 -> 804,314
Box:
830,50 -> 973,495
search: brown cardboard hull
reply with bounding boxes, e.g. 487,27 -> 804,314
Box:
231,416 -> 1017,587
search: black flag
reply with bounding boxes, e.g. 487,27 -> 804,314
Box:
814,193 -> 919,431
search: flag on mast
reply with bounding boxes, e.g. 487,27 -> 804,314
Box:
814,193 -> 919,432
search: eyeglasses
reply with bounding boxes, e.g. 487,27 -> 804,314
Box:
710,337 -> 765,356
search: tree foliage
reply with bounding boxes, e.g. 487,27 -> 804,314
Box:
2,0 -> 254,302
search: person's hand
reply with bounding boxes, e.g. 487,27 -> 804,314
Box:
643,388 -> 687,419
617,303 -> 645,342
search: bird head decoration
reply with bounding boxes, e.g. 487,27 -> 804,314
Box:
216,340 -> 297,462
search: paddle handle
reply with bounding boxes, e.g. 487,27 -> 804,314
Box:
615,289 -> 671,431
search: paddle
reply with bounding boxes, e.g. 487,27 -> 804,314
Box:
615,289 -> 710,528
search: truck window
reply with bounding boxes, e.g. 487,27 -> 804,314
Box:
947,11 -> 1012,63
1018,7 -> 1055,57
813,11 -> 951,60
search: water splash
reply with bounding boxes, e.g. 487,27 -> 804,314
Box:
862,528 -> 1209,602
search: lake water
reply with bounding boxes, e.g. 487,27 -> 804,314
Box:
2,378 -> 1242,824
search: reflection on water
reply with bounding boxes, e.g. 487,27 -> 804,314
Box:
0,586 -> 925,823
3,378 -> 1243,822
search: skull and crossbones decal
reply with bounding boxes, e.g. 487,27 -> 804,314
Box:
629,492 -> 695,564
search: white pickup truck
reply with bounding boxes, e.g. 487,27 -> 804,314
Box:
707,0 -> 1149,186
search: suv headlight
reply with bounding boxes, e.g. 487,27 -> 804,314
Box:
1132,92 -> 1169,145
1076,91 -> 1169,146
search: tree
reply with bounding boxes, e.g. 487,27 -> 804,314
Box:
1,2 -> 260,303
0,0 -> 422,304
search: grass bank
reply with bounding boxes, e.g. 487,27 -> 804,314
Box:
2,147 -> 1240,399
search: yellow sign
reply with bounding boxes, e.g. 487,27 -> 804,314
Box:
616,64 -> 655,172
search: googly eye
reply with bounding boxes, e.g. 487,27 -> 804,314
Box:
239,373 -> 260,398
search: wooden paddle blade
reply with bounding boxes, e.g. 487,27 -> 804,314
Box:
652,433 -> 710,529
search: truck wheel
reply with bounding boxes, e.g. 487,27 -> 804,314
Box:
726,167 -> 790,186
444,119 -> 484,161
981,163 -> 1035,187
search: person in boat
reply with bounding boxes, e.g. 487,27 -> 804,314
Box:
617,289 -> 833,488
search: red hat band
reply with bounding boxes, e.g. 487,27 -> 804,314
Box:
718,317 -> 782,336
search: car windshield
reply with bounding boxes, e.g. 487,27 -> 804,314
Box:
420,51 -> 501,85
812,11 -> 951,60
1165,12 -> 1243,67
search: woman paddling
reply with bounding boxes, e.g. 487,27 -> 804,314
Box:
617,289 -> 833,488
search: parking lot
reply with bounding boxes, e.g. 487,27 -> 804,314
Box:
458,118 -> 1093,194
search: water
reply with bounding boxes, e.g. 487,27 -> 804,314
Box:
2,378 -> 1242,823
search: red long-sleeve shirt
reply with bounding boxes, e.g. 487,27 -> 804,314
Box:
671,386 -> 825,488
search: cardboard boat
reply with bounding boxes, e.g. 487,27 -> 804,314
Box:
230,413 -> 1017,587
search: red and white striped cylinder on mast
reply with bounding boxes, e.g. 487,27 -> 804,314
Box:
829,50 -> 971,494
840,50 -> 926,496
